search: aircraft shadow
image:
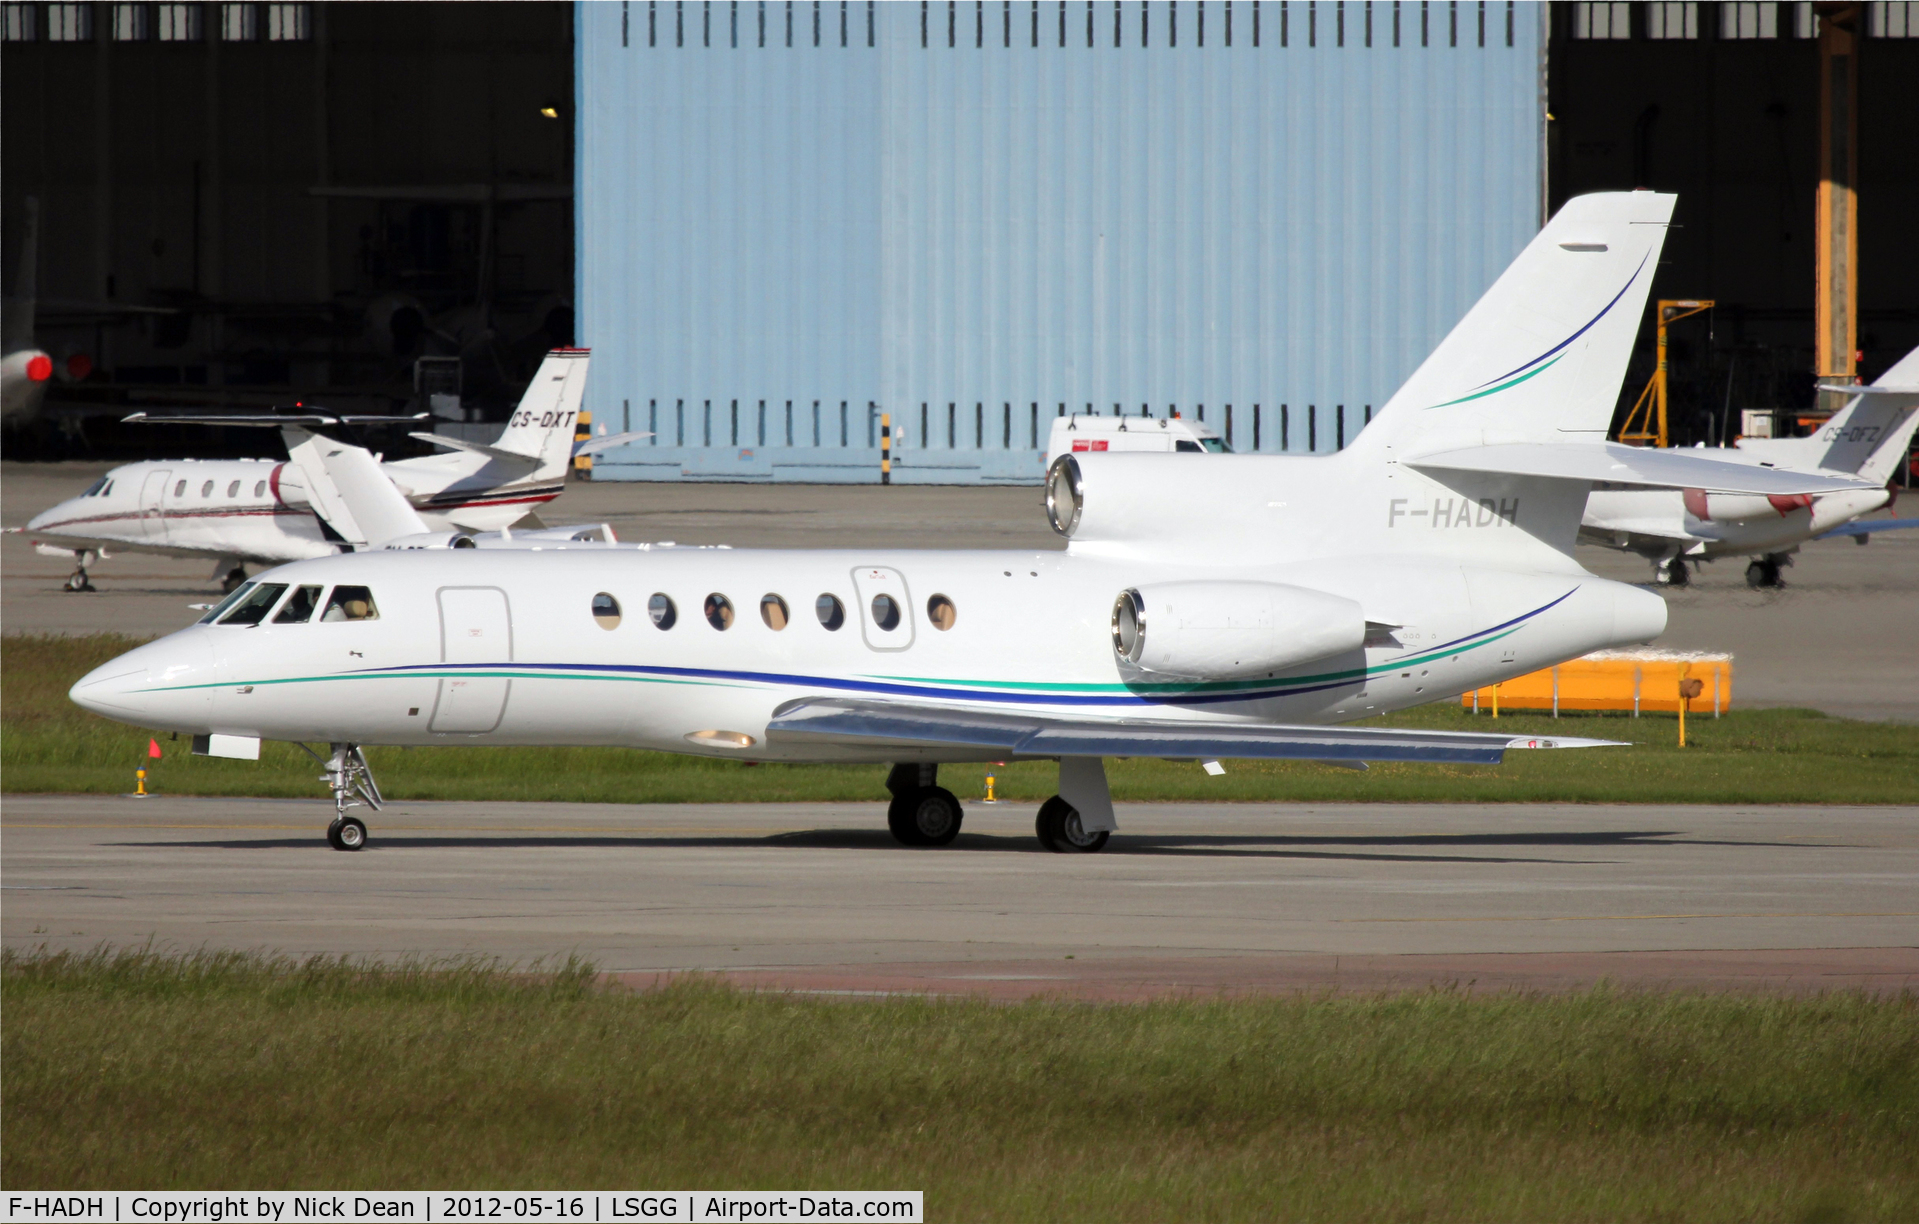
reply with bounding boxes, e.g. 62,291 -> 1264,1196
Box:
95,825 -> 1827,865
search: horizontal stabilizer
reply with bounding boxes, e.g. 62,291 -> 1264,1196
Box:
765,698 -> 1620,765
1408,443 -> 1878,495
1816,384 -> 1919,396
408,431 -> 542,466
125,412 -> 427,428
573,430 -> 654,456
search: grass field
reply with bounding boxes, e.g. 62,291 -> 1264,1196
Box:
6,633 -> 1916,805
4,949 -> 1916,1220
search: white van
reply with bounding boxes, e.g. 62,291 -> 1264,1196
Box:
1043,413 -> 1230,472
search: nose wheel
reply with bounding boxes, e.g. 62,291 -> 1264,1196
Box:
300,742 -> 383,851
327,817 -> 368,851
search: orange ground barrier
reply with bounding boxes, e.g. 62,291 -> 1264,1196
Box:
1461,651 -> 1732,717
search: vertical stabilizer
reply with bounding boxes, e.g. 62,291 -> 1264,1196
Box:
1360,192 -> 1676,456
491,349 -> 590,480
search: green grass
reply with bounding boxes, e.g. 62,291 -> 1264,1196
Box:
4,949 -> 1916,1219
5,633 -> 1915,804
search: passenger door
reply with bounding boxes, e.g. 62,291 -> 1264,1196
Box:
850,566 -> 915,652
138,469 -> 172,542
431,586 -> 513,733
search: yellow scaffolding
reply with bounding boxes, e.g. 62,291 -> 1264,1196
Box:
1618,299 -> 1714,448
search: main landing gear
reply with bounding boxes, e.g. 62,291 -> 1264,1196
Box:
63,549 -> 98,592
299,742 -> 383,851
218,564 -> 248,594
1745,553 -> 1790,589
883,759 -> 1117,853
1653,555 -> 1690,587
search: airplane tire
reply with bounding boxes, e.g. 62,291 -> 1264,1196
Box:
1667,559 -> 1689,587
1745,560 -> 1779,589
1036,795 -> 1109,854
888,787 -> 963,847
327,817 -> 367,851
63,573 -> 94,593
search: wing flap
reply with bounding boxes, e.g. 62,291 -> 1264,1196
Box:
1408,442 -> 1879,495
764,698 -> 1619,765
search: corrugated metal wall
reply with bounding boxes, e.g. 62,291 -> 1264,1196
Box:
579,0 -> 1543,482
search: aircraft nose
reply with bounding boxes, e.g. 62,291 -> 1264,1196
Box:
69,632 -> 217,730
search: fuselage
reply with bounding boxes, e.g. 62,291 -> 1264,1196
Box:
23,453 -> 564,564
1582,483 -> 1891,559
69,539 -> 1667,761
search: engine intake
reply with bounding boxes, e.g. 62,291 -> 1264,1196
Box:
1112,581 -> 1367,680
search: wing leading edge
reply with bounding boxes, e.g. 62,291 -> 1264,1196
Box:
764,698 -> 1620,765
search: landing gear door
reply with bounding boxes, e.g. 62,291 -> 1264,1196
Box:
139,469 -> 172,542
850,566 -> 915,652
431,586 -> 513,734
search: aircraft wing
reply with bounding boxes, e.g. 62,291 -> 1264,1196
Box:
408,431 -> 542,466
1408,443 -> 1878,495
125,412 -> 428,428
1817,516 -> 1919,540
763,697 -> 1618,765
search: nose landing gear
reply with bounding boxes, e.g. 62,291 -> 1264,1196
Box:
62,549 -> 98,592
300,742 -> 383,851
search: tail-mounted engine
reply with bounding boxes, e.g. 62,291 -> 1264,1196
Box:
1111,581 -> 1367,681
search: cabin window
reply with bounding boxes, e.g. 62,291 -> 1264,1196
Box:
254,480 -> 267,498
227,480 -> 241,497
592,592 -> 622,629
198,581 -> 256,623
927,594 -> 957,631
870,593 -> 901,632
201,480 -> 215,497
82,477 -> 109,497
174,480 -> 187,498
760,594 -> 789,630
704,593 -> 735,630
320,585 -> 379,622
216,582 -> 289,626
816,593 -> 846,631
648,593 -> 677,629
272,585 -> 323,624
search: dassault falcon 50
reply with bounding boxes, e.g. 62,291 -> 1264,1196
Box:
68,192 -> 1877,852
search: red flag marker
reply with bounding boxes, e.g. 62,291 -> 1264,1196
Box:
148,738 -> 162,759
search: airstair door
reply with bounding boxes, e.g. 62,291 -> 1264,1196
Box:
431,586 -> 513,733
850,566 -> 915,652
138,469 -> 172,542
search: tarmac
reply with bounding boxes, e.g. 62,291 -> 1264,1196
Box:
6,460 -> 1917,720
3,795 -> 1915,997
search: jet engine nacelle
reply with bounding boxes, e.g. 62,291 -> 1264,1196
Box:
378,531 -> 478,551
1111,580 -> 1367,680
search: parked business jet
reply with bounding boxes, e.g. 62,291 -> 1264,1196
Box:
19,349 -> 640,591
1581,349 -> 1919,587
69,193 -> 1879,854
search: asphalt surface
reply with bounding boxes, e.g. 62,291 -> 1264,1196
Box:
6,460 -> 1915,719
4,795 -> 1915,996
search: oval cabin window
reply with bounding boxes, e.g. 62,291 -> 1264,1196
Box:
760,594 -> 789,630
704,593 -> 735,631
254,480 -> 267,498
201,480 -> 215,497
227,480 -> 241,497
870,593 -> 901,632
816,594 -> 845,631
927,594 -> 957,631
647,594 -> 677,630
592,592 -> 622,629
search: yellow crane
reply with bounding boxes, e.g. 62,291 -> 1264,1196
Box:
1618,299 -> 1714,448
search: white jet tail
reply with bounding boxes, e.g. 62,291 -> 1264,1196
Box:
489,348 -> 591,481
1736,347 -> 1919,483
1358,191 -> 1676,457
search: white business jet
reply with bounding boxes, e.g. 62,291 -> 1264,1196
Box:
18,349 -> 644,591
1580,349 -> 1919,587
69,193 -> 1879,854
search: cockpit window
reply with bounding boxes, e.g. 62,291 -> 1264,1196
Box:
272,585 -> 324,624
198,581 -> 257,624
82,477 -> 109,497
216,583 -> 289,626
320,585 -> 379,622
1200,437 -> 1231,453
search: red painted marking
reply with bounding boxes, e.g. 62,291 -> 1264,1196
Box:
1682,488 -> 1710,520
1767,493 -> 1813,516
1071,439 -> 1108,452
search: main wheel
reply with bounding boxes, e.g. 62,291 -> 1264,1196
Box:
1745,559 -> 1779,589
327,816 -> 367,851
221,566 -> 248,594
1667,558 -> 1689,587
1035,795 -> 1109,854
887,786 -> 963,847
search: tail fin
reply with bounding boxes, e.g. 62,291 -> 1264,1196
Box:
1733,348 -> 1919,481
491,349 -> 589,480
1360,191 -> 1676,456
